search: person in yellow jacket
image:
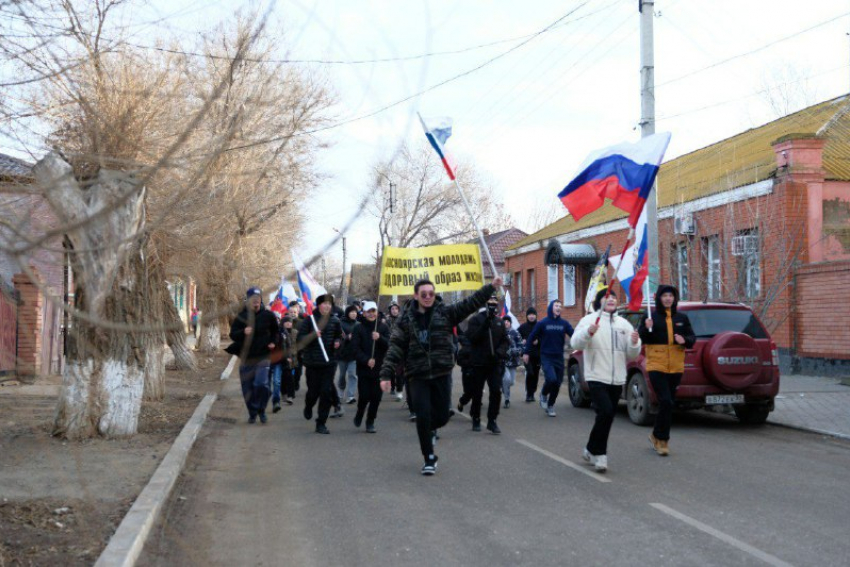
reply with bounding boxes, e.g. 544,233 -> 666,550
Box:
638,284 -> 696,456
570,290 -> 641,473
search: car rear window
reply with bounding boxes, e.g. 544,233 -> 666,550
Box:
686,309 -> 768,339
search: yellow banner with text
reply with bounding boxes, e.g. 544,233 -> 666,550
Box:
379,244 -> 484,296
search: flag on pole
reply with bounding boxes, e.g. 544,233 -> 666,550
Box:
269,277 -> 298,317
418,113 -> 457,181
500,290 -> 520,329
557,132 -> 671,228
609,207 -> 649,311
292,252 -> 327,316
584,244 -> 611,313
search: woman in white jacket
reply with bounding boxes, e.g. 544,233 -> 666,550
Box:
570,290 -> 641,473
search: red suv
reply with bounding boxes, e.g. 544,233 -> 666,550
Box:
566,302 -> 780,425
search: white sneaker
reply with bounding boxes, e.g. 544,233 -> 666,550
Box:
594,454 -> 608,473
394,392 -> 404,402
539,394 -> 548,410
546,406 -> 556,417
582,448 -> 594,464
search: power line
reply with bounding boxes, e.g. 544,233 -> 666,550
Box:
656,10 -> 850,89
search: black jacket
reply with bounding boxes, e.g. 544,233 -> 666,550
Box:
271,324 -> 293,368
466,308 -> 509,366
456,331 -> 473,369
338,317 -> 358,362
227,307 -> 280,363
638,285 -> 696,348
518,319 -> 541,358
352,320 -> 390,380
297,312 -> 343,368
380,284 -> 496,382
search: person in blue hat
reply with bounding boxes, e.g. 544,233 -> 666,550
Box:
226,287 -> 280,423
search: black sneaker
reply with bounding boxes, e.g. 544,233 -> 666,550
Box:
504,400 -> 510,409
346,397 -> 357,405
272,403 -> 282,413
525,395 -> 534,403
315,424 -> 330,434
472,420 -> 481,432
248,415 -> 257,424
421,454 -> 438,476
259,413 -> 268,424
353,413 -> 363,428
409,412 -> 417,422
284,397 -> 294,405
303,406 -> 312,420
457,399 -> 465,412
366,422 -> 376,433
486,420 -> 501,435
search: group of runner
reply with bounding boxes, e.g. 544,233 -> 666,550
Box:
227,278 -> 694,476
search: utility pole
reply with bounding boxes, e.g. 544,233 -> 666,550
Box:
340,236 -> 347,304
321,258 -> 327,288
388,181 -> 397,303
640,0 -> 660,293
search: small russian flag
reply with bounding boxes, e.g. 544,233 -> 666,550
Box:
418,113 -> 457,181
292,252 -> 327,316
558,132 -> 671,229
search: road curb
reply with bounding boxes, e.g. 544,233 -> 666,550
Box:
767,419 -> 850,441
95,392 -> 218,567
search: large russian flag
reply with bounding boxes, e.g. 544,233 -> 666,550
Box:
291,252 -> 327,316
558,132 -> 671,228
418,113 -> 457,181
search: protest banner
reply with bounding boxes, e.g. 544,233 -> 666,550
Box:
379,244 -> 484,296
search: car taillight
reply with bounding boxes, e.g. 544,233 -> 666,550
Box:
771,342 -> 779,367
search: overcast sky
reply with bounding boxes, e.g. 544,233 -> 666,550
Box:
10,0 -> 850,267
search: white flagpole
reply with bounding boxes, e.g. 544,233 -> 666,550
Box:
309,313 -> 330,363
451,178 -> 500,291
646,275 -> 652,317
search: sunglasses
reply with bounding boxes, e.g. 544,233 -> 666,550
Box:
419,291 -> 435,299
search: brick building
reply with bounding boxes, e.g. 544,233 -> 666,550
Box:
0,153 -> 67,379
505,96 -> 850,376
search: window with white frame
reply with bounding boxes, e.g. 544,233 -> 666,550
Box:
514,271 -> 522,309
562,265 -> 576,306
547,265 -> 559,302
676,243 -> 689,300
706,236 -> 721,300
528,269 -> 536,306
736,229 -> 760,299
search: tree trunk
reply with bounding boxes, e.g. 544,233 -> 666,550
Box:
198,318 -> 221,354
164,291 -> 197,370
144,343 -> 166,401
35,153 -> 149,439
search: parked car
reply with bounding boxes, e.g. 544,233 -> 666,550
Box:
567,302 -> 780,425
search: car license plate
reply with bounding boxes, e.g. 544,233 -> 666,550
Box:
705,394 -> 744,404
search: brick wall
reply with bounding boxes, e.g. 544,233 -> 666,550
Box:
12,269 -> 44,378
794,260 -> 850,360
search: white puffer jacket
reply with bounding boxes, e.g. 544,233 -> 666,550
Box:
570,311 -> 641,385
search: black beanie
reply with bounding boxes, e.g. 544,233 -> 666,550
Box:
526,307 -> 537,316
593,289 -> 616,311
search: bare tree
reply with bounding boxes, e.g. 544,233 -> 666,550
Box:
370,142 -> 513,250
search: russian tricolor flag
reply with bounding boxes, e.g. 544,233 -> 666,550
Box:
292,252 -> 327,316
418,113 -> 457,181
558,132 -> 671,228
611,206 -> 649,311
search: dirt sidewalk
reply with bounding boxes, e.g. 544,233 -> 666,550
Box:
0,351 -> 228,566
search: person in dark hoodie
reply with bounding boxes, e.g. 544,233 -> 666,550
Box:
464,294 -> 509,434
522,299 -> 574,417
384,302 -> 405,401
227,287 -> 280,424
336,305 -> 360,405
287,300 -> 305,394
518,307 -> 541,402
269,313 -> 294,413
351,301 -> 390,433
380,277 -> 502,476
639,284 -> 696,456
298,293 -> 343,434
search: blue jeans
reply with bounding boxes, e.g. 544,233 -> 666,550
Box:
239,359 -> 271,417
337,360 -> 357,400
502,367 -> 517,401
540,355 -> 565,408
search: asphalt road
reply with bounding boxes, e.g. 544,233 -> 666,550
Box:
139,370 -> 850,567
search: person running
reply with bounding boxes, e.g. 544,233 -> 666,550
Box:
227,287 -> 280,424
337,305 -> 359,405
385,302 -> 406,402
502,316 -> 523,409
522,299 -> 574,417
380,277 -> 502,476
571,290 -> 641,473
518,307 -> 541,403
351,301 -> 390,433
280,315 -> 297,406
287,301 -> 305,395
465,294 -> 509,434
639,284 -> 695,457
270,313 -> 294,413
298,293 -> 343,434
